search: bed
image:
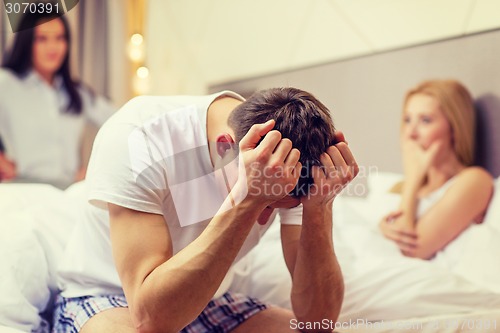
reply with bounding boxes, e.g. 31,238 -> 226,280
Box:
231,173 -> 500,333
1,170 -> 499,333
2,107 -> 500,332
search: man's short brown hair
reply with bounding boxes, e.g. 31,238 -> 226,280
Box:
228,87 -> 336,197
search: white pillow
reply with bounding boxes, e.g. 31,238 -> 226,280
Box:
483,176 -> 500,230
366,171 -> 403,198
347,172 -> 402,229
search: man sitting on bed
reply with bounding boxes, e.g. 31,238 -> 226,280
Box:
54,87 -> 358,333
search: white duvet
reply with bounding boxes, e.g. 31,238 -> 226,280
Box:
0,183 -> 85,333
333,194 -> 500,322
1,174 -> 499,332
233,173 -> 500,322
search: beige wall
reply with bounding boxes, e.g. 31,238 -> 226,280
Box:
144,0 -> 500,96
210,29 -> 500,178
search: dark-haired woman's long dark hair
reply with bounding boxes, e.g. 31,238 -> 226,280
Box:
1,12 -> 82,114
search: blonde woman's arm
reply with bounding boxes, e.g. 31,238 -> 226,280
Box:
381,167 -> 493,259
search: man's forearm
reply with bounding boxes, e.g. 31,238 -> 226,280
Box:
290,206 -> 344,329
133,199 -> 265,333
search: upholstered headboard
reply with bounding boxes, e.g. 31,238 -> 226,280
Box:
210,29 -> 500,178
475,94 -> 500,177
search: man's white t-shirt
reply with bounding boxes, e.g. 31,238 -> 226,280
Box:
57,91 -> 302,298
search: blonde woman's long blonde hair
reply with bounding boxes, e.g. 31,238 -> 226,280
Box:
403,79 -> 476,166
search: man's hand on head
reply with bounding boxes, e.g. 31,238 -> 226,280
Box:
300,132 -> 359,209
233,119 -> 302,209
334,130 -> 347,144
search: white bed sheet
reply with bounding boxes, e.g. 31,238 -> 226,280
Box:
232,173 -> 500,330
0,183 -> 84,333
1,176 -> 499,332
234,211 -> 500,321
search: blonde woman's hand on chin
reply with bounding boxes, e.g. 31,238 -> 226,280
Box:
401,139 -> 443,185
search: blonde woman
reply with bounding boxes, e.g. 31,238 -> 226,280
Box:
379,80 -> 493,259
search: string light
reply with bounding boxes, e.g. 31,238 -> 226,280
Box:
137,66 -> 149,78
128,35 -> 145,62
133,66 -> 150,94
128,0 -> 148,95
131,33 -> 143,46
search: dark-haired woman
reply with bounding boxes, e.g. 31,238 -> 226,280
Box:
0,12 -> 115,188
